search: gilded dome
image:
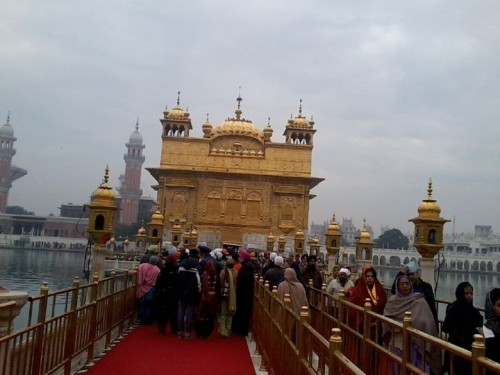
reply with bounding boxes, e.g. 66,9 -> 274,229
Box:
211,96 -> 264,143
164,92 -> 190,121
287,100 -> 314,130
326,214 -> 341,235
91,166 -> 116,203
149,209 -> 164,224
357,219 -> 372,243
418,179 -> 441,218
137,226 -> 147,236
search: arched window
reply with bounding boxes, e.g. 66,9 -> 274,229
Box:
428,229 -> 436,244
95,215 -> 105,230
152,228 -> 158,237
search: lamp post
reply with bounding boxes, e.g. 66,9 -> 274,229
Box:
409,179 -> 449,285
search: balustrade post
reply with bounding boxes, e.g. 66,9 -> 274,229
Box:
329,328 -> 343,375
105,271 -> 116,347
86,301 -> 98,366
361,299 -> 372,372
401,311 -> 413,375
91,274 -> 99,303
63,277 -> 80,374
118,270 -> 129,336
32,282 -> 49,375
337,292 -> 346,326
471,334 -> 486,375
298,306 -> 311,366
283,294 -> 291,339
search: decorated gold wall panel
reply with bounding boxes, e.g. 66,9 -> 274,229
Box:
160,138 -> 313,177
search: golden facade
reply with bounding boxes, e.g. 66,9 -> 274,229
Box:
147,94 -> 324,247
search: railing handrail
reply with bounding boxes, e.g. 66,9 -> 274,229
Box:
253,277 -> 500,375
0,269 -> 138,375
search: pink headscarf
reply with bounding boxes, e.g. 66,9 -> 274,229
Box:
238,249 -> 251,261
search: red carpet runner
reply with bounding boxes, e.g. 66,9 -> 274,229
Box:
86,325 -> 256,375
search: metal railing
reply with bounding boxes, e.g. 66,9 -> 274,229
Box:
252,277 -> 500,375
0,270 -> 138,375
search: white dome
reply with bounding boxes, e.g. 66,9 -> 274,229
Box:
0,123 -> 14,138
129,130 -> 143,145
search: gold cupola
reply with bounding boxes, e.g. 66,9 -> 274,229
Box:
263,117 -> 273,143
148,208 -> 164,246
283,99 -> 316,145
325,213 -> 341,256
309,236 -> 320,256
202,113 -> 213,138
409,178 -> 450,260
266,232 -> 275,252
294,228 -> 305,254
85,166 -> 117,246
355,219 -> 373,261
135,224 -> 147,252
161,91 -> 193,137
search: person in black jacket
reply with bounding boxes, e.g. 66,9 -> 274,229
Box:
484,288 -> 500,374
442,282 -> 483,375
154,255 -> 179,335
177,249 -> 201,339
232,249 -> 254,336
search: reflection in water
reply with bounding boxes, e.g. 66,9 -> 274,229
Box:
0,248 -> 85,295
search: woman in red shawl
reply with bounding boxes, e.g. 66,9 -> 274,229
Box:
347,264 -> 387,364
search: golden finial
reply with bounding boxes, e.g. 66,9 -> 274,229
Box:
427,178 -> 433,199
235,88 -> 243,120
267,117 -> 271,127
176,91 -> 181,106
332,212 -> 336,222
206,113 -> 210,122
135,117 -> 139,131
299,99 -> 303,116
103,165 -> 110,184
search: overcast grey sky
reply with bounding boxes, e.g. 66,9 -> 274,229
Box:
1,1 -> 499,237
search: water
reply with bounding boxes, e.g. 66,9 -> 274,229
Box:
0,248 -> 86,295
0,248 -> 86,331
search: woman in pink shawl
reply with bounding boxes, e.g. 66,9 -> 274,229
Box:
136,255 -> 161,325
383,274 -> 441,375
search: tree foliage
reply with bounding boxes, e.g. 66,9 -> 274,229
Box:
375,228 -> 409,250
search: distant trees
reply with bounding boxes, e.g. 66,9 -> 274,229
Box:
375,228 -> 409,250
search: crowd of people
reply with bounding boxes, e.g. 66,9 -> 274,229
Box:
135,245 -> 500,373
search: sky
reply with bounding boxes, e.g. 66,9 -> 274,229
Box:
1,1 -> 499,237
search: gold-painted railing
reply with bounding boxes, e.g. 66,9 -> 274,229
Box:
0,270 -> 138,375
252,278 -> 500,375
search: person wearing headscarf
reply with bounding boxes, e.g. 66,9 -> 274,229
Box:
383,274 -> 441,375
232,249 -> 255,336
277,268 -> 308,315
300,255 -> 323,290
136,255 -> 161,325
218,258 -> 238,338
154,255 -> 179,335
196,261 -> 219,338
484,288 -> 500,370
348,265 -> 387,339
442,281 -> 483,374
